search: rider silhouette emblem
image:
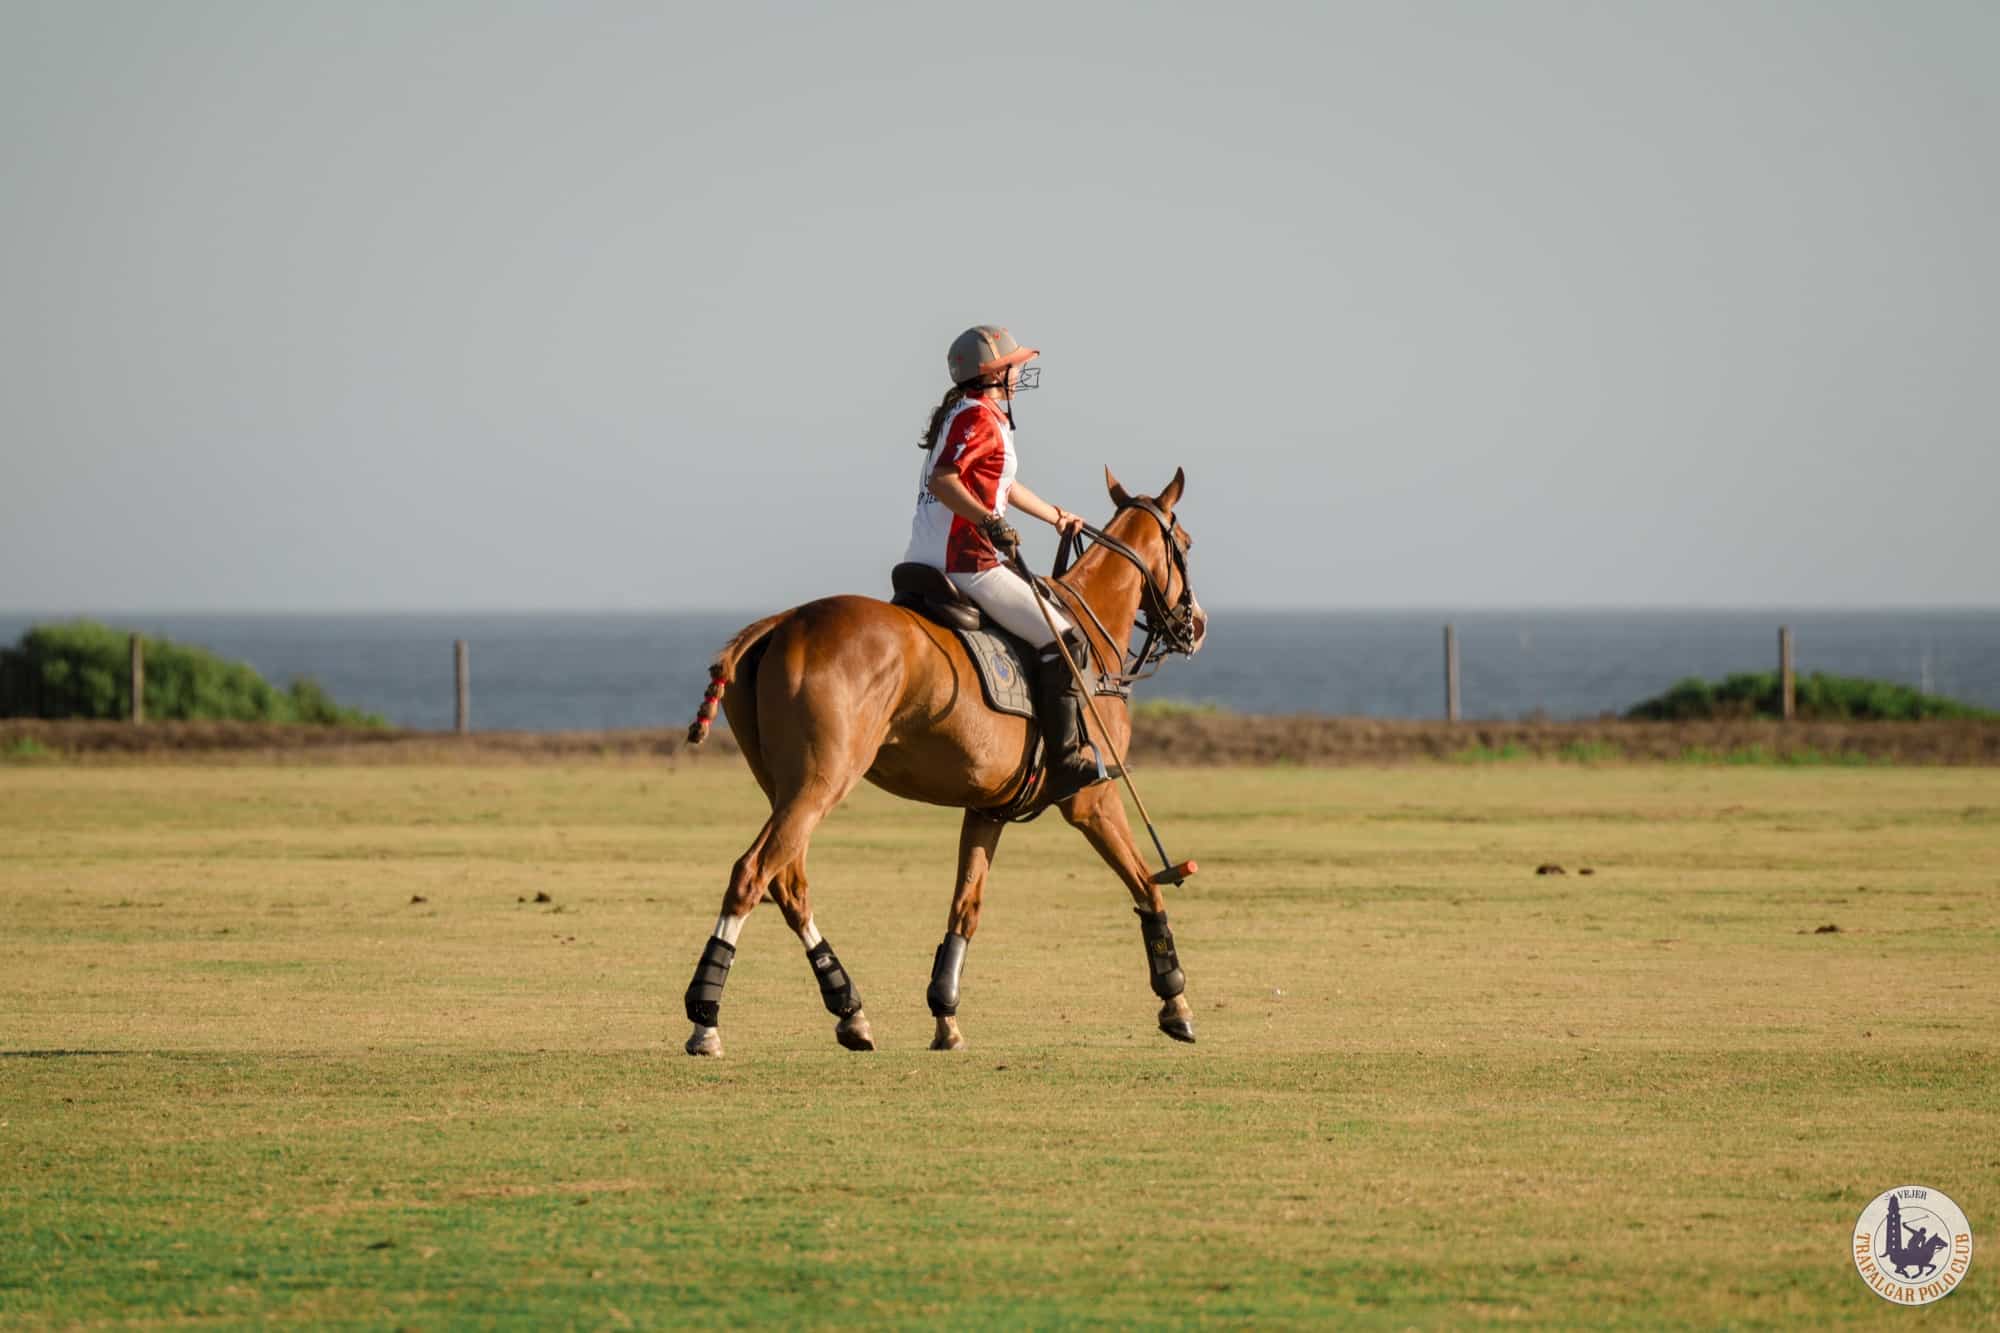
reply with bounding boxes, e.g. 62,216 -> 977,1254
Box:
1853,1185 -> 1972,1305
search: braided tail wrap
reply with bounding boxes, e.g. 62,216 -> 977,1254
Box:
686,665 -> 727,744
685,611 -> 790,745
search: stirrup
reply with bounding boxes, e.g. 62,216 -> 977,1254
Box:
1042,751 -> 1117,803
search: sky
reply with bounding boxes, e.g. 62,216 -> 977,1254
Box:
1,0 -> 1994,612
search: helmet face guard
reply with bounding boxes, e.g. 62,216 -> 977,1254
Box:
956,364 -> 1039,394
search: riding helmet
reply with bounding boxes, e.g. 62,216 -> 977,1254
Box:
947,325 -> 1039,387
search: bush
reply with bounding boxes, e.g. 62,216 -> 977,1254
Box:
1627,671 -> 1994,722
0,621 -> 384,726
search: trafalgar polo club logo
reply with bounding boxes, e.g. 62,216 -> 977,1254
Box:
1853,1185 -> 1972,1306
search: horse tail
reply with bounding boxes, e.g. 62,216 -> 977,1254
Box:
686,611 -> 791,745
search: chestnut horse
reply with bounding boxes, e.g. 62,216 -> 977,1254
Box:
679,467 -> 1206,1055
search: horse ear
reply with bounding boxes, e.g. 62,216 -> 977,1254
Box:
1104,466 -> 1133,508
1159,467 -> 1186,510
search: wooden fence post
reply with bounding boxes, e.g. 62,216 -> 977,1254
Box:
1779,626 -> 1795,722
1444,624 -> 1461,722
455,639 -> 470,734
129,634 -> 144,725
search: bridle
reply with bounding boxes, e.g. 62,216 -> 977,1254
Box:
1048,497 -> 1200,686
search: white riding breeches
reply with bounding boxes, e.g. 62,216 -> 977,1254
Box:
947,566 -> 1075,649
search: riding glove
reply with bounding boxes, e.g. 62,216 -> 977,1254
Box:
979,513 -> 1021,555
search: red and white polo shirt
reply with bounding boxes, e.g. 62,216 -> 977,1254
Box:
905,396 -> 1017,573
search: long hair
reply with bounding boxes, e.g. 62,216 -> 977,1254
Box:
919,385 -> 969,451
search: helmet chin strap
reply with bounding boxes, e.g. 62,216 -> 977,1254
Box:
964,372 -> 1017,428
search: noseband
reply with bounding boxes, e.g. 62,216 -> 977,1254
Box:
1050,497 -> 1200,685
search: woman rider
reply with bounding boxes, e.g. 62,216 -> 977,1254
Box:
906,325 -> 1111,802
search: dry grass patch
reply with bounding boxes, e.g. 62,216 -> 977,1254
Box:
1,763 -> 1995,1326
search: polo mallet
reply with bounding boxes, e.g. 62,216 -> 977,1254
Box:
1009,547 -> 1196,888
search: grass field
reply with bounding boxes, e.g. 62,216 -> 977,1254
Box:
2,760 -> 1995,1328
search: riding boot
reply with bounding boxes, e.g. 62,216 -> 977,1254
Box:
1035,630 -> 1117,804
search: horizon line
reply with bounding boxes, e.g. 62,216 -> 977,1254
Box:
5,604 -> 1998,618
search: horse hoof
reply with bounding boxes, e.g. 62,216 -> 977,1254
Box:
835,1010 -> 875,1052
1158,997 -> 1197,1044
930,1017 -> 966,1051
685,1025 -> 723,1057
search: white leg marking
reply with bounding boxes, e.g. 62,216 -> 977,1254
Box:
685,1022 -> 722,1056
795,916 -> 823,949
713,914 -> 746,946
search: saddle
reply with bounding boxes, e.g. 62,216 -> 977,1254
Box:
888,562 -> 1118,824
889,563 -> 982,632
890,563 -> 1037,720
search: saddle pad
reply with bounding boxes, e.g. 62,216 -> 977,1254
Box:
952,625 -> 1036,720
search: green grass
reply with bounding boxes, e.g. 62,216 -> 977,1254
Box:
1458,741 -> 1894,767
2,762 -> 1996,1327
1674,745 -> 1890,767
1555,739 -> 1623,764
1,736 -> 49,762
1129,697 -> 1229,719
1453,742 -> 1530,763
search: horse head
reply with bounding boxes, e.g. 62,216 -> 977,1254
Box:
1101,466 -> 1208,656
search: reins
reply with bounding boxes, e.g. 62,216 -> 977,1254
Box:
1049,498 -> 1200,687
1008,497 -> 1200,888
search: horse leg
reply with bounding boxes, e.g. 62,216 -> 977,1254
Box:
928,811 -> 1004,1051
681,813 -> 784,1056
684,601 -> 903,1054
682,637 -> 781,1057
683,787 -> 865,1055
728,777 -> 872,1051
764,857 -> 874,1052
1058,784 -> 1196,1043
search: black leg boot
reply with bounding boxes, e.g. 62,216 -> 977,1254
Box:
1035,630 -> 1118,805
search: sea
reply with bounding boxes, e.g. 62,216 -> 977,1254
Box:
2,611 -> 1995,731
